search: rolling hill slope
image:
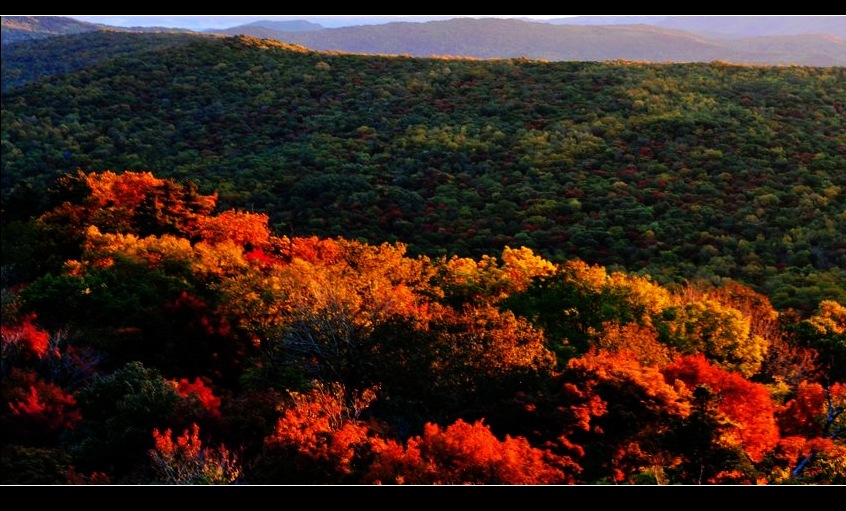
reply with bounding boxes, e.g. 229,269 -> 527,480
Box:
1,15 -> 103,44
3,35 -> 844,309
6,16 -> 845,66
1,31 -> 211,91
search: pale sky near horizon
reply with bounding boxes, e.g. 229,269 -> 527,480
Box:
39,15 -> 832,31
61,15 -> 579,30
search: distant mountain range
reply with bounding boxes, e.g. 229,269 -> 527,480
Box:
547,16 -> 846,38
216,15 -> 846,40
651,15 -> 845,39
228,20 -> 326,33
212,17 -> 846,66
3,15 -> 845,66
1,15 -> 102,44
0,15 -> 193,45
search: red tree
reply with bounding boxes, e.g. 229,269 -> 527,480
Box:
662,355 -> 780,463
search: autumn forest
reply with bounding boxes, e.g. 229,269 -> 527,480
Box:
1,30 -> 845,485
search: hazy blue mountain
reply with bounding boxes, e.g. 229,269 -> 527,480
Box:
5,16 -> 845,67
211,19 -> 325,36
1,15 -> 103,44
662,16 -> 846,38
2,15 -> 198,46
726,33 -> 846,66
240,18 -> 846,65
550,15 -> 846,39
210,25 -> 303,39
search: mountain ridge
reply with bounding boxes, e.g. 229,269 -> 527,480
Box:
4,16 -> 845,66
220,19 -> 325,33
1,15 -> 197,45
212,17 -> 846,66
3,34 -> 844,312
1,15 -> 104,44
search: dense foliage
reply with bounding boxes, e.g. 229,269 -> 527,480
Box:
1,171 -> 843,484
3,35 -> 844,312
1,34 -> 844,484
1,31 -> 209,92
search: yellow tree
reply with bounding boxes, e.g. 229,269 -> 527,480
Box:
656,298 -> 769,378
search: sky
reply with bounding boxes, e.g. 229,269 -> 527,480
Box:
39,15 -> 838,31
61,15 -> 577,30
41,15 -> 840,32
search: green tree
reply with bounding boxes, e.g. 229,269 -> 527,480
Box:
68,362 -> 179,481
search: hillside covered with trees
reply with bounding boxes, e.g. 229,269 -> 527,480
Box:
1,32 -> 844,485
1,31 -> 209,92
3,35 -> 844,313
1,170 -> 843,484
